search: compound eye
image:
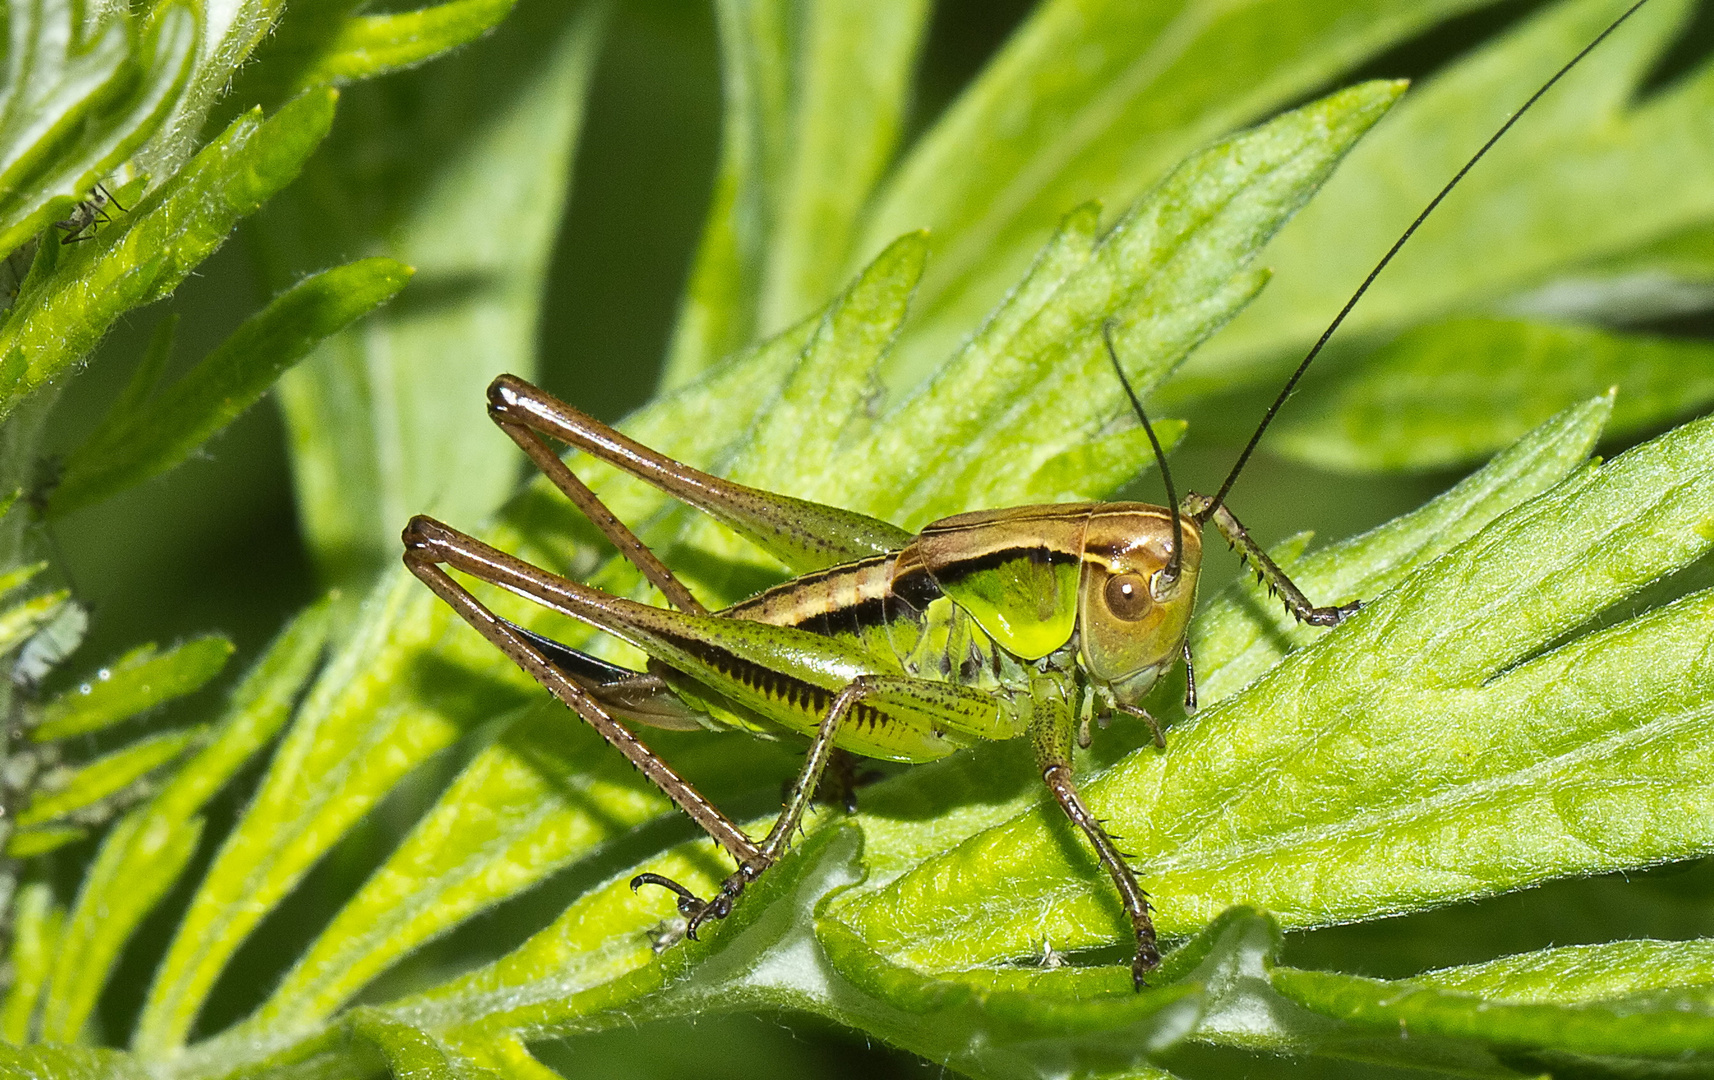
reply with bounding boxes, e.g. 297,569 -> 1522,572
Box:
1103,572 -> 1151,621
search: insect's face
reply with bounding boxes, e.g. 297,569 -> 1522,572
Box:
1078,504 -> 1202,705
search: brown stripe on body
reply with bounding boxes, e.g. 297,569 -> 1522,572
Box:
918,503 -> 1097,537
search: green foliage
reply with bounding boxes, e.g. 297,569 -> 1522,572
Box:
281,0 -> 522,93
260,0 -> 607,593
0,883 -> 60,1041
1271,316 -> 1714,470
1180,0 -> 1714,441
0,89 -> 339,418
0,0 -> 196,257
667,0 -> 931,379
29,635 -> 231,741
14,727 -> 202,827
46,257 -> 412,517
2,0 -> 1714,1078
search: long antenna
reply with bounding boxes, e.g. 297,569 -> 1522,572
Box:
1197,0 -> 1653,524
1104,320 -> 1184,584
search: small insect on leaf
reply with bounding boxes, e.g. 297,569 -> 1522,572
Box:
52,182 -> 128,244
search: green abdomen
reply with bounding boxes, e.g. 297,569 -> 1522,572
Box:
719,554 -> 1026,759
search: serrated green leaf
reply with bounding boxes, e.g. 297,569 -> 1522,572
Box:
47,256 -> 412,517
16,726 -> 200,827
31,634 -> 232,742
503,86 -> 1399,668
1029,422 -> 1188,511
289,0 -> 521,93
743,230 -> 926,487
5,825 -> 86,856
835,410 -> 1714,975
62,2 -> 1714,1066
1275,939 -> 1714,1057
0,1 -> 197,256
853,0 -> 1496,390
181,820 -> 862,1076
130,304 -> 834,1052
1272,318 -> 1714,471
0,882 -> 62,1042
251,708 -> 805,1031
0,88 -> 338,421
364,843 -> 1259,1080
535,77 -> 1395,629
1185,0 -> 1714,398
253,707 -> 647,1030
1194,395 -> 1611,704
501,310 -> 819,585
116,84 -> 1403,1073
265,1 -> 603,593
821,83 -> 1402,532
40,602 -> 329,1048
666,230 -> 926,574
133,579 -> 466,1057
225,325 -> 847,1038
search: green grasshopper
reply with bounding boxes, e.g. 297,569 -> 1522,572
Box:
402,0 -> 1650,990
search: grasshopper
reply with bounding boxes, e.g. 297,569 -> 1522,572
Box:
402,0 -> 1651,990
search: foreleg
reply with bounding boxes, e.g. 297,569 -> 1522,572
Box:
1184,495 -> 1361,627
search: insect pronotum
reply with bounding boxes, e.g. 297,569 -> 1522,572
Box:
402,0 -> 1652,990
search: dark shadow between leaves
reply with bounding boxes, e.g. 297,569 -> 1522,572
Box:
404,650 -> 541,732
1283,855 -> 1714,980
849,739 -> 1039,825
381,269 -> 507,320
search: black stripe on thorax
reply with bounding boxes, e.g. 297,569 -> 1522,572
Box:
890,563 -> 940,610
929,543 -> 1080,587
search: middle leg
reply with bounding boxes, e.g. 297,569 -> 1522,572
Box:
634,676 -> 881,938
1029,678 -> 1159,989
